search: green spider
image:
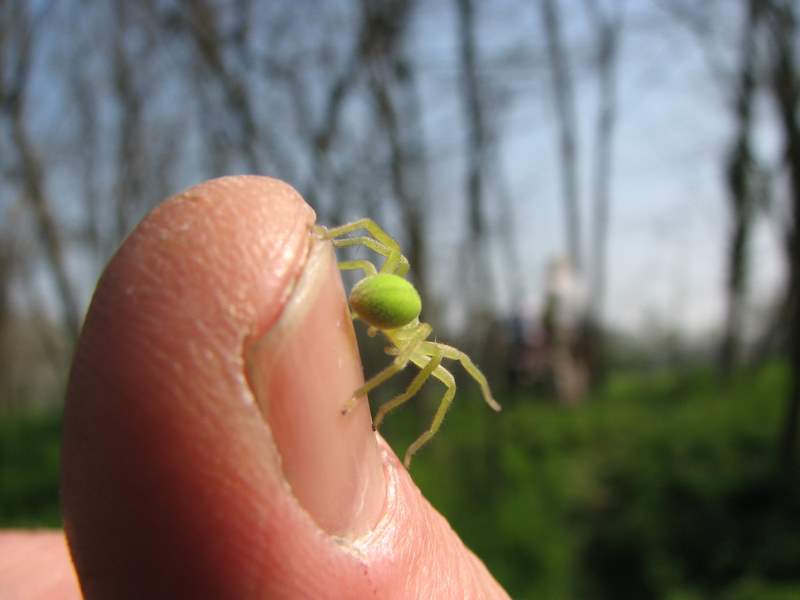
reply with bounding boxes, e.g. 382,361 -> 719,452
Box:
315,218 -> 501,467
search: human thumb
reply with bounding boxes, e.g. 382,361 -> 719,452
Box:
62,176 -> 508,599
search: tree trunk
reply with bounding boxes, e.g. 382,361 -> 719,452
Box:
361,0 -> 429,304
113,1 -> 145,241
1,4 -> 81,341
541,0 -> 582,272
585,0 -> 624,384
455,0 -> 497,330
766,0 -> 800,469
719,0 -> 761,376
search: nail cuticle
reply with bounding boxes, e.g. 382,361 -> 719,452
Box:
339,440 -> 399,552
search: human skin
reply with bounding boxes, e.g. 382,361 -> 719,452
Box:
0,177 -> 509,598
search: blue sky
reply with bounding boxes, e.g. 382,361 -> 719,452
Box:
5,0 -> 788,343
412,0 -> 785,337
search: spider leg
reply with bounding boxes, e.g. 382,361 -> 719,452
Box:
322,218 -> 409,275
403,364 -> 457,468
324,218 -> 398,248
332,236 -> 389,253
421,342 -> 502,412
373,347 -> 442,431
341,361 -> 404,415
333,237 -> 411,277
341,323 -> 432,415
337,259 -> 378,277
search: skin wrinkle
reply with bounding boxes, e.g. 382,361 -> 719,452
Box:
339,443 -> 458,598
364,448 -> 498,599
162,178 -> 314,338
339,443 -> 398,558
61,176 -> 508,598
155,183 -> 313,417
63,177 -> 319,597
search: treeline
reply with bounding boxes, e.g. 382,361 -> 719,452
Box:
0,1 -> 799,466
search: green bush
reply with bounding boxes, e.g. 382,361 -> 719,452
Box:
0,408 -> 63,527
2,362 -> 799,598
380,361 -> 800,599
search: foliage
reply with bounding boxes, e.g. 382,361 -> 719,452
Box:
2,363 -> 799,598
379,361 -> 800,599
0,408 -> 62,527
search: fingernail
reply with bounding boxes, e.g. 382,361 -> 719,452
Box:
245,233 -> 386,538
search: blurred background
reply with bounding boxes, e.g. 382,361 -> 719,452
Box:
1,0 -> 799,597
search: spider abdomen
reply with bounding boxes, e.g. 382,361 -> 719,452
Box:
349,273 -> 421,330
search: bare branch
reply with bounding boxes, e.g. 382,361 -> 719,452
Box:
541,0 -> 583,271
0,2 -> 81,340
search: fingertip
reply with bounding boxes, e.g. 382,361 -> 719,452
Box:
62,176 -> 320,596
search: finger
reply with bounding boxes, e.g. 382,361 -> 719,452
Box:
62,176 -> 508,598
0,531 -> 81,599
63,175 -> 383,596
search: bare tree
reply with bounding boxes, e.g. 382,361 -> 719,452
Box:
763,0 -> 800,469
360,0 -> 430,303
585,0 -> 624,326
0,225 -> 15,333
70,54 -> 105,265
541,0 -> 582,272
112,0 -> 148,240
266,3 -> 370,222
719,0 -> 763,375
153,0 -> 293,179
0,1 -> 81,341
455,0 -> 492,308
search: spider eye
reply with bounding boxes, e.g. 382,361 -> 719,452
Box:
349,273 -> 421,330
